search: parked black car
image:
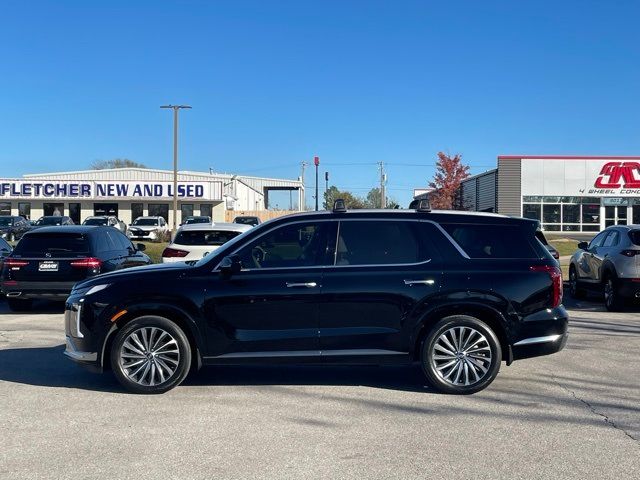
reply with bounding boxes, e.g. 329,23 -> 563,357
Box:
63,201 -> 567,395
0,215 -> 31,241
0,237 -> 12,274
233,215 -> 261,226
1,226 -> 151,311
31,216 -> 75,228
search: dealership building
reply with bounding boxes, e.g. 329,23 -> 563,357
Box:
0,168 -> 304,226
421,155 -> 640,232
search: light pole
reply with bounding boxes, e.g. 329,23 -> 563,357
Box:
314,156 -> 320,211
160,104 -> 191,236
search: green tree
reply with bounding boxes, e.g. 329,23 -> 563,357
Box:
364,188 -> 400,209
323,186 -> 366,209
91,158 -> 148,169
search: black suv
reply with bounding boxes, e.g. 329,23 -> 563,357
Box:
63,201 -> 567,394
1,226 -> 152,311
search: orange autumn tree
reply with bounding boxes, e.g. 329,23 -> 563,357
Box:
428,152 -> 470,210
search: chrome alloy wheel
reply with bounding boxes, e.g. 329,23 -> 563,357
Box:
119,327 -> 181,387
604,279 -> 614,307
431,326 -> 492,387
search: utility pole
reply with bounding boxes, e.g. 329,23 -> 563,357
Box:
314,156 -> 320,211
378,161 -> 387,208
160,104 -> 192,236
300,161 -> 308,211
324,171 -> 329,209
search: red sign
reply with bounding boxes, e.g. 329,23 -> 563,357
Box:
594,161 -> 640,189
314,156 -> 320,166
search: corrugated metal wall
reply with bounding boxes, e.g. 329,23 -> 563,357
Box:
497,158 -> 522,216
459,169 -> 497,212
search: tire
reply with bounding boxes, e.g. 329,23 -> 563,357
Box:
7,298 -> 33,312
569,266 -> 586,299
420,315 -> 502,394
110,315 -> 192,394
603,274 -> 625,312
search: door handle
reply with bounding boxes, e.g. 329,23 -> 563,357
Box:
286,282 -> 318,288
404,279 -> 436,286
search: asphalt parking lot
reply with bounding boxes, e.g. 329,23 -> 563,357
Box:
1,297 -> 638,479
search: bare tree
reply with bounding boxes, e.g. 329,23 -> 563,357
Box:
91,158 -> 147,169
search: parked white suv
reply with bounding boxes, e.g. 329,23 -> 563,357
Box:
162,223 -> 252,262
127,216 -> 169,242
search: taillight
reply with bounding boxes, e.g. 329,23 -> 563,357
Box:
530,265 -> 563,307
70,257 -> 102,268
4,259 -> 29,267
162,247 -> 189,258
621,250 -> 640,257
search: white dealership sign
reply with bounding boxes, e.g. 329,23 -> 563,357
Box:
521,158 -> 640,197
0,180 -> 223,201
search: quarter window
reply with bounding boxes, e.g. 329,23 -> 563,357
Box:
442,224 -> 538,259
335,221 -> 425,265
236,222 -> 333,269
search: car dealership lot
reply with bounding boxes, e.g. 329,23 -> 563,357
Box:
0,298 -> 638,479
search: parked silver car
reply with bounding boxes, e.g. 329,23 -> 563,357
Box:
568,225 -> 640,310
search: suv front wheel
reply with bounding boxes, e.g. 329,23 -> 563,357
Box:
110,315 -> 192,394
421,315 -> 501,394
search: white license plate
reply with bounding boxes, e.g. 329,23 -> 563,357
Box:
39,261 -> 59,272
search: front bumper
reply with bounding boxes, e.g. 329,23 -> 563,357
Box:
63,298 -> 104,371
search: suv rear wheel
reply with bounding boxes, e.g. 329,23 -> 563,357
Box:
569,265 -> 586,299
421,315 -> 501,394
604,275 -> 625,312
110,315 -> 192,394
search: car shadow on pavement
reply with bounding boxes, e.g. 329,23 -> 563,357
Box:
185,364 -> 438,393
0,343 -> 437,394
0,344 -> 122,393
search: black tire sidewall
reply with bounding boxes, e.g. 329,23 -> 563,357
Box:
569,266 -> 585,299
604,275 -> 624,312
110,315 -> 191,394
421,315 -> 502,395
7,298 -> 33,311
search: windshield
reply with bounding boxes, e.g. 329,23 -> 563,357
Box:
36,217 -> 64,226
84,218 -> 108,226
132,218 -> 158,226
174,230 -> 242,246
234,217 -> 258,225
13,233 -> 90,256
184,217 -> 210,224
0,217 -> 13,226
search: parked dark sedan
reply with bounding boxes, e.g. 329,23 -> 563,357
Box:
0,237 -> 12,273
1,226 -> 151,311
0,215 -> 31,241
63,200 -> 567,395
31,216 -> 75,228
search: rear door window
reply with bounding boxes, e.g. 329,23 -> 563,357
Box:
335,221 -> 428,265
441,223 -> 539,259
602,231 -> 619,247
174,230 -> 242,246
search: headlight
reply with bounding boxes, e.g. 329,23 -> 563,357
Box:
85,284 -> 110,296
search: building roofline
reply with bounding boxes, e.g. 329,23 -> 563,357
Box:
498,155 -> 640,160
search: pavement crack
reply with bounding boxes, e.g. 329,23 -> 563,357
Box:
551,373 -> 638,444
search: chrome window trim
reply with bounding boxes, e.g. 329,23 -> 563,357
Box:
213,217 -> 449,272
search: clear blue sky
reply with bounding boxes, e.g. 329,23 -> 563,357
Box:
1,0 -> 639,207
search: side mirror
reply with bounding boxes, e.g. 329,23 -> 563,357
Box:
578,241 -> 589,250
136,243 -> 146,251
219,255 -> 242,277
